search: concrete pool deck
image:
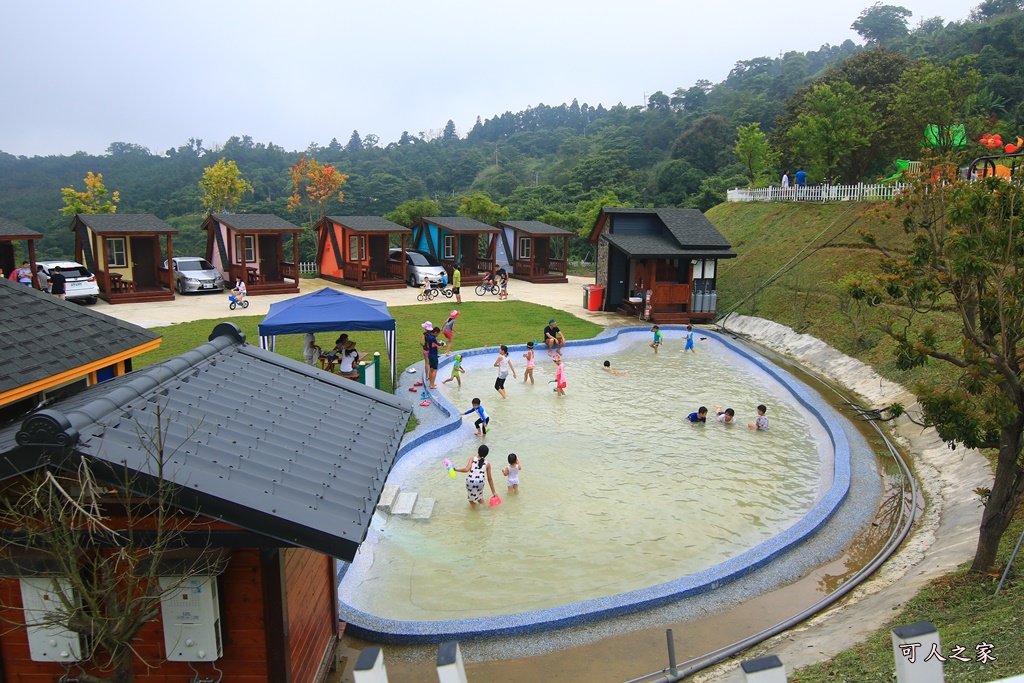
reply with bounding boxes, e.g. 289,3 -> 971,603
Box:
94,281 -> 993,681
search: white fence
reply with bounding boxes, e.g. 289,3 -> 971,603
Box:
727,182 -> 905,203
298,261 -> 318,275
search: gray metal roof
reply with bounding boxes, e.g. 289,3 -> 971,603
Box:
497,220 -> 571,236
602,208 -> 732,249
0,279 -> 160,400
210,213 -> 303,233
420,217 -> 499,233
0,217 -> 42,239
324,216 -> 411,234
73,213 -> 178,234
0,324 -> 411,562
602,232 -> 737,259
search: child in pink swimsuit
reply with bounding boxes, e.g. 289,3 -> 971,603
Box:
523,340 -> 535,384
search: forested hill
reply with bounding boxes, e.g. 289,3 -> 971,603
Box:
3,4 -> 1024,262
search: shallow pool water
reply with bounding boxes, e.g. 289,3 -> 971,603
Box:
341,331 -> 831,622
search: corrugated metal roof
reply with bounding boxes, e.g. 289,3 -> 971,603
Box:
210,213 -> 303,232
1,324 -> 411,562
497,220 -> 572,236
73,213 -> 178,234
0,279 -> 160,399
324,216 -> 411,234
0,217 -> 42,239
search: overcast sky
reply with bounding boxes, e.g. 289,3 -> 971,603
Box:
0,0 -> 975,158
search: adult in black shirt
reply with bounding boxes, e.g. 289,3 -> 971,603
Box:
49,266 -> 67,300
543,319 -> 566,355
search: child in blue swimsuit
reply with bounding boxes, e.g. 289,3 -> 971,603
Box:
684,325 -> 695,353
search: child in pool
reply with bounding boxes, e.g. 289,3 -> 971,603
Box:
502,453 -> 522,493
463,397 -> 489,435
748,404 -> 770,430
553,354 -> 566,397
602,360 -> 627,376
687,406 -> 708,423
522,341 -> 536,384
650,325 -> 663,354
715,406 -> 737,424
453,444 -> 496,506
684,325 -> 696,353
442,354 -> 466,386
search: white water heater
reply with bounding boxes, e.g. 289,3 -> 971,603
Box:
19,578 -> 81,662
159,576 -> 222,661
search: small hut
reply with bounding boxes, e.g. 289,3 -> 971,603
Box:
202,213 -> 303,295
315,216 -> 410,289
495,220 -> 572,283
411,217 -> 499,285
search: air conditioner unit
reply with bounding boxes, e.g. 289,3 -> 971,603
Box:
159,576 -> 222,662
19,578 -> 81,662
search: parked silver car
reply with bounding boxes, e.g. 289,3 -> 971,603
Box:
165,257 -> 225,294
388,248 -> 447,287
37,260 -> 100,304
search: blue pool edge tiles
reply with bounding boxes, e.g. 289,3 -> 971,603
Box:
339,326 -> 852,645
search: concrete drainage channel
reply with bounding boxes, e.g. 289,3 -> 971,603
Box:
623,383 -> 919,683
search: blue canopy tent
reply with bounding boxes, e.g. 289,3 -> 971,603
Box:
258,287 -> 398,391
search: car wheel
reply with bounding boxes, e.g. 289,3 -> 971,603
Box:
86,297 -> 98,305
409,274 -> 418,287
176,279 -> 185,294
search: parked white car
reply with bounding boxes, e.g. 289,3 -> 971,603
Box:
165,257 -> 225,294
36,261 -> 99,304
388,248 -> 447,287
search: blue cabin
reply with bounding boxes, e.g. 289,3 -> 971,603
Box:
589,208 -> 736,323
410,217 -> 499,285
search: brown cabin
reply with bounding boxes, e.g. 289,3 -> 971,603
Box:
0,323 -> 411,683
495,220 -> 571,283
589,208 -> 736,324
0,217 -> 42,287
71,213 -> 178,304
203,213 -> 303,295
410,217 -> 499,285
314,216 -> 410,290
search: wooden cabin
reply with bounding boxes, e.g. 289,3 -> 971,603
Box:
202,213 -> 303,295
71,213 -> 178,304
315,216 -> 410,290
0,323 -> 411,683
0,217 -> 42,287
495,220 -> 571,283
589,208 -> 736,324
0,278 -> 160,424
411,217 -> 499,285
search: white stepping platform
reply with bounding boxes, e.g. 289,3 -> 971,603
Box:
377,485 -> 400,513
392,491 -> 418,515
411,497 -> 435,520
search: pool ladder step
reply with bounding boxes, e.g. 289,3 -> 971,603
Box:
376,485 -> 434,519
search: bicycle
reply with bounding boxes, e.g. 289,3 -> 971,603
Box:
416,287 -> 437,302
228,294 -> 249,310
474,282 -> 500,297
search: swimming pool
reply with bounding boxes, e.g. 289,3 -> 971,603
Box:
338,327 -> 851,643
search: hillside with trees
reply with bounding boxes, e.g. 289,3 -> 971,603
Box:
2,3 -> 1023,263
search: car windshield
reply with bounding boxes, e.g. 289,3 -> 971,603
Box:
408,252 -> 441,267
55,267 -> 90,279
178,260 -> 215,271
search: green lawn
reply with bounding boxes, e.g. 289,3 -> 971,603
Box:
133,300 -> 604,393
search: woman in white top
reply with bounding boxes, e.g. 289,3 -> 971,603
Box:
493,345 -> 516,399
338,342 -> 360,379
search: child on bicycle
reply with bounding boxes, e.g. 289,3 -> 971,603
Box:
231,277 -> 247,303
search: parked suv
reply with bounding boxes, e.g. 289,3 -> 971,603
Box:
37,261 -> 99,304
388,248 -> 447,287
165,257 -> 225,294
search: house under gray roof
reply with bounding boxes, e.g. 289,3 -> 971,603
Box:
420,217 -> 499,233
599,208 -> 733,250
0,278 -> 159,400
325,216 -> 411,233
73,213 -> 178,234
497,220 -> 571,236
602,232 -> 737,259
0,217 -> 42,239
211,213 -> 303,232
0,323 -> 411,562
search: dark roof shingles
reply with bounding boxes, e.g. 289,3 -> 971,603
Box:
325,216 -> 411,233
212,213 -> 303,232
74,214 -> 177,234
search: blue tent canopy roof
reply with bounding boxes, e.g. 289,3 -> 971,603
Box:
258,288 -> 395,336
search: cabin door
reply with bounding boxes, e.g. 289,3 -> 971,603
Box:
130,237 -> 157,287
259,235 -> 280,281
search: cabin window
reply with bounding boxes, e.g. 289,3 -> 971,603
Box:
349,235 -> 366,261
443,235 -> 455,260
235,235 -> 255,263
518,237 -> 531,259
106,238 -> 126,268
